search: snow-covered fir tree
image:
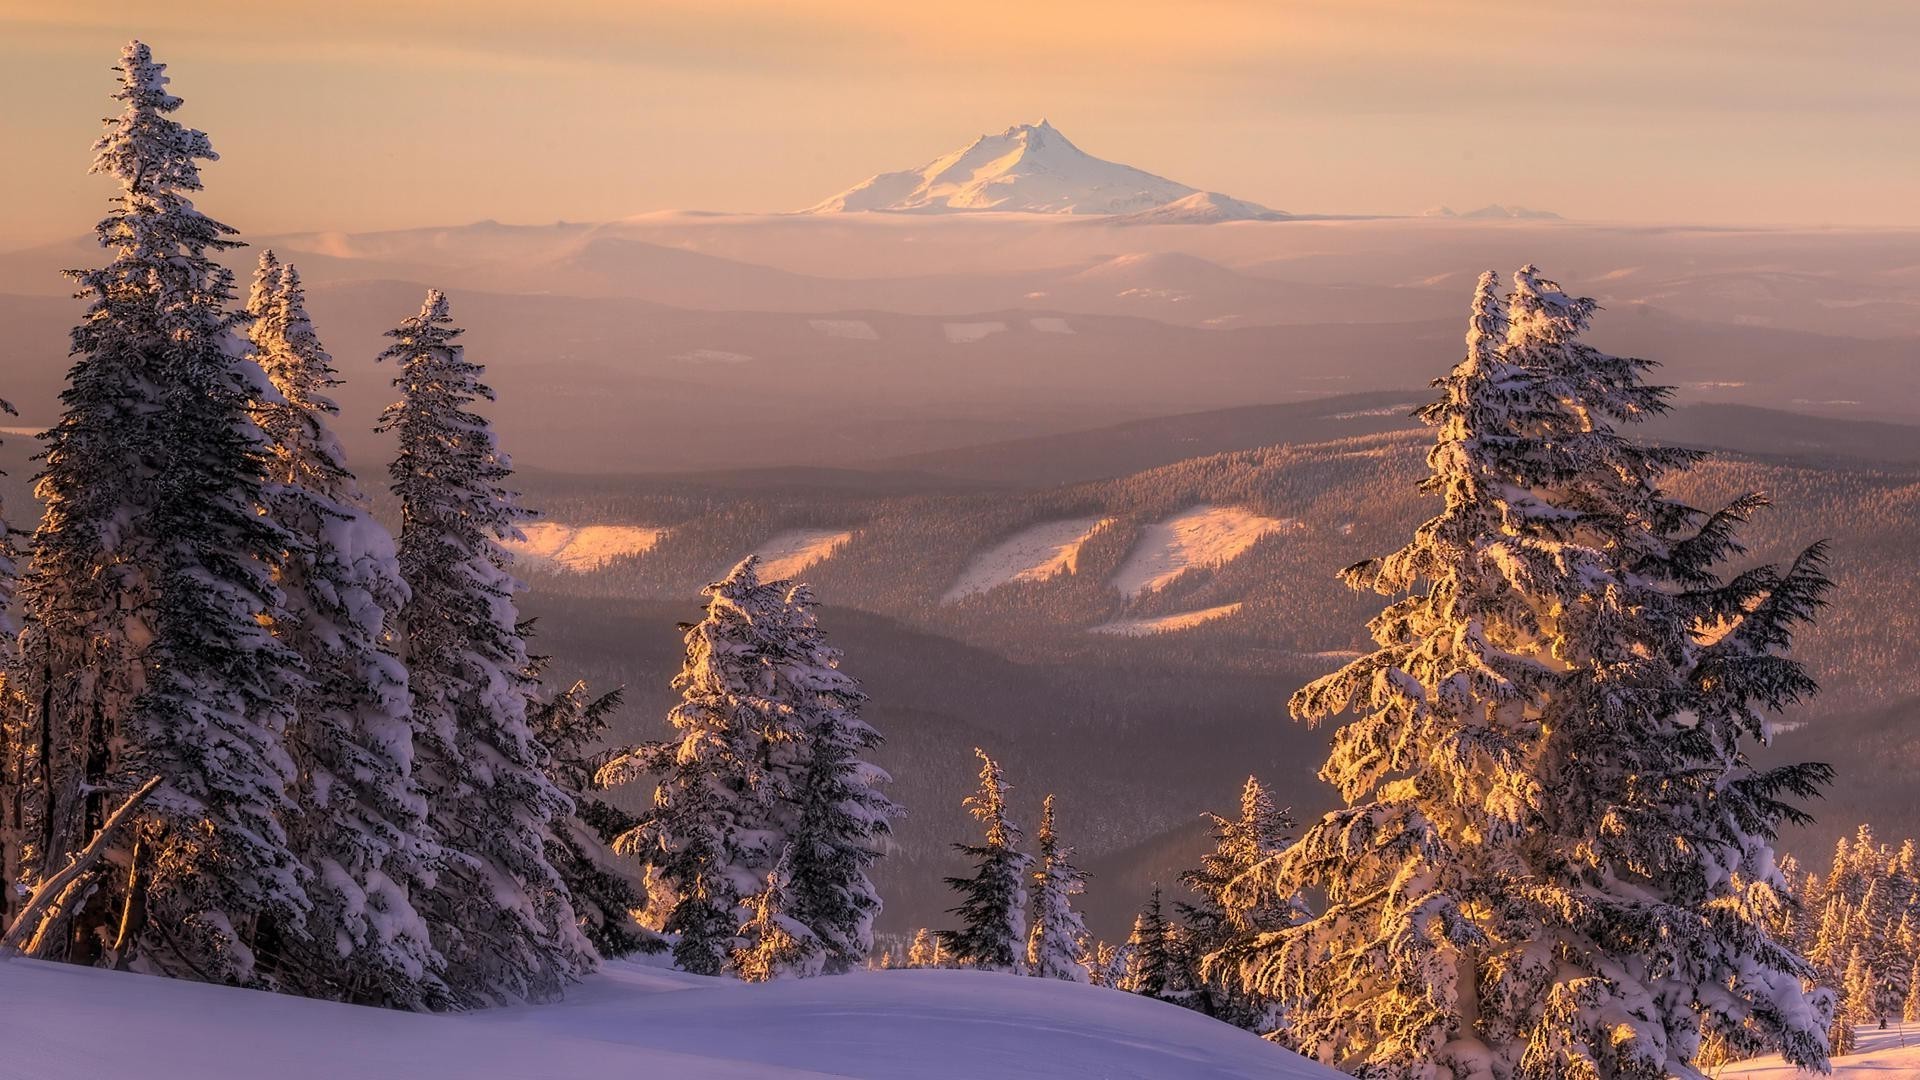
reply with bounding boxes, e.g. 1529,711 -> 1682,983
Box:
773,583 -> 900,974
245,251 -> 447,1007
527,673 -> 660,959
0,393 -> 20,929
379,290 -> 591,1004
1083,939 -> 1123,988
1215,268 -> 1835,1078
939,749 -> 1029,973
1178,776 -> 1298,1033
733,847 -> 824,982
1120,887 -> 1180,999
9,42 -> 310,981
906,927 -> 939,969
598,558 -> 797,975
1025,794 -> 1089,982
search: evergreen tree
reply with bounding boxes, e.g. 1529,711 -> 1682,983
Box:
1082,939 -> 1122,988
1904,957 -> 1920,1024
527,673 -> 660,959
773,583 -> 900,974
1026,794 -> 1090,982
12,41 -> 308,981
380,290 -> 591,1004
1179,776 -> 1297,1032
938,749 -> 1029,972
0,393 -> 22,929
732,848 -> 824,982
1120,887 -> 1176,998
245,251 -> 446,1007
598,558 -> 795,975
906,927 -> 938,969
1216,268 -> 1835,1078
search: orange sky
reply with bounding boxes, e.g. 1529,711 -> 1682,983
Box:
3,0 -> 1918,242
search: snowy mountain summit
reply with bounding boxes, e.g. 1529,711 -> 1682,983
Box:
806,120 -> 1282,219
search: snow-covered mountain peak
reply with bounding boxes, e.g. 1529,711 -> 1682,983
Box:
805,121 -> 1279,219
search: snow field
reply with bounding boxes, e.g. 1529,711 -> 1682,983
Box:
808,319 -> 879,340
0,958 -> 1342,1080
507,523 -> 665,572
942,517 -> 1112,601
1091,602 -> 1244,636
748,528 -> 855,581
1111,505 -> 1289,598
1724,1025 -> 1920,1077
942,321 -> 1007,343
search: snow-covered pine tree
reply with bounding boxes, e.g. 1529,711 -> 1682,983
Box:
244,251 -> 446,1007
12,42 -> 309,981
733,847 -> 824,982
1905,957 -> 1920,1024
907,927 -> 938,969
938,749 -> 1029,973
1026,794 -> 1089,982
1215,267 -> 1835,1078
1082,939 -> 1121,988
1178,776 -> 1297,1032
379,290 -> 591,1004
1120,887 -> 1177,998
527,673 -> 660,959
597,558 -> 795,975
772,583 -> 900,974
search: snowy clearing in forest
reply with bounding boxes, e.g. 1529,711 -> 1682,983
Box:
673,348 -> 753,365
1092,602 -> 1243,636
748,528 -> 854,581
943,321 -> 1007,343
1111,505 -> 1288,597
0,958 -> 1335,1080
1029,317 -> 1075,333
942,517 -> 1112,602
809,318 -> 878,340
1724,1025 -> 1920,1076
508,523 -> 665,572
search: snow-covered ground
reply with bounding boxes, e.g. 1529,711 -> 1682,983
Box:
1111,505 -> 1288,598
0,958 -> 1338,1080
1092,601 -> 1244,636
749,528 -> 854,581
941,320 -> 1007,343
943,516 -> 1111,601
507,522 -> 665,572
1725,1025 -> 1920,1077
807,319 -> 878,340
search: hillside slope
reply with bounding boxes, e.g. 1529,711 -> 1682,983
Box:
1725,1025 -> 1920,1076
0,958 -> 1334,1080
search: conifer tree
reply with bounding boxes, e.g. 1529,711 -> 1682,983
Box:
1904,957 -> 1920,1024
939,749 -> 1029,972
1026,794 -> 1090,982
245,251 -> 445,1006
1217,268 -> 1835,1078
733,848 -> 824,982
1179,776 -> 1297,1032
0,393 -> 22,929
380,291 -> 591,1004
12,42 -> 308,980
907,927 -> 938,969
773,583 -> 900,974
1120,887 -> 1176,998
1082,939 -> 1121,988
528,674 -> 660,959
598,558 -> 795,975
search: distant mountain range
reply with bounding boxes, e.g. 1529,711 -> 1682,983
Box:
1421,204 -> 1563,220
805,120 -> 1287,221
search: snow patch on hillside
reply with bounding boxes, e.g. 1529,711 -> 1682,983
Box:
1092,602 -> 1243,636
1029,317 -> 1075,334
1112,506 -> 1289,597
943,517 -> 1113,602
508,523 -> 665,572
0,958 -> 1341,1080
750,528 -> 854,581
943,321 -> 1007,343
809,319 -> 878,340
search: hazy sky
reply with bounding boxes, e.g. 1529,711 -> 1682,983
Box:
4,0 -> 1918,243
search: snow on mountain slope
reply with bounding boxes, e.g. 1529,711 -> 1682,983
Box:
749,528 -> 854,580
807,120 -> 1277,218
0,959 -> 1339,1080
1112,505 -> 1289,598
508,523 -> 665,572
1105,191 -> 1289,225
1092,602 -> 1244,636
943,516 -> 1113,601
1724,1025 -> 1920,1076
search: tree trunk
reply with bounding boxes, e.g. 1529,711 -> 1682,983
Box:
0,776 -> 161,957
